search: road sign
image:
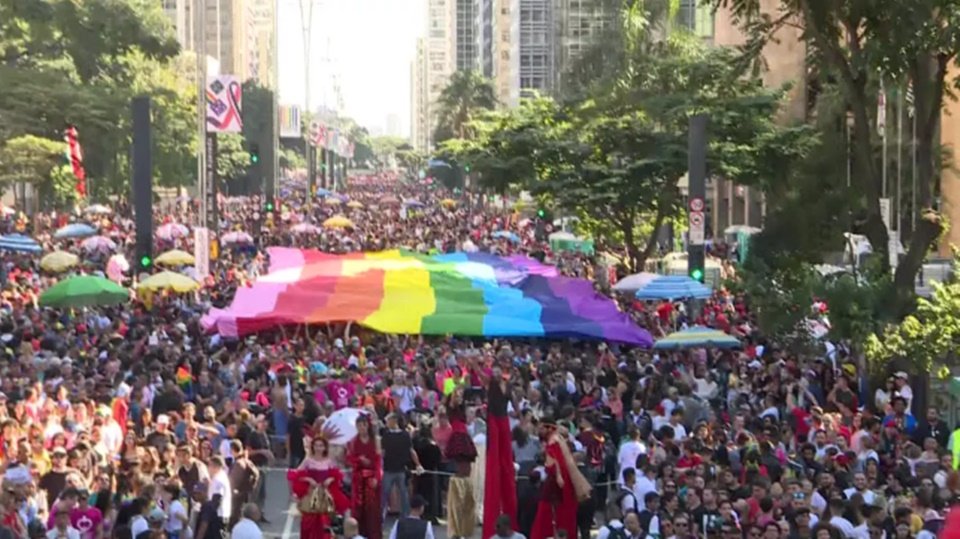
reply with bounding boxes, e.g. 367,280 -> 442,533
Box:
689,197 -> 705,212
194,227 -> 210,279
690,211 -> 705,245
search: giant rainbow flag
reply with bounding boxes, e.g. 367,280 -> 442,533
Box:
202,248 -> 652,346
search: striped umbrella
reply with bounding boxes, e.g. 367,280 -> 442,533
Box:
633,275 -> 712,300
0,234 -> 41,254
654,326 -> 740,350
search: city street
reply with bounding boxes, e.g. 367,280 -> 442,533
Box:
258,468 -> 461,539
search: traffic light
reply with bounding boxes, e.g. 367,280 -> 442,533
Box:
689,249 -> 705,283
537,208 -> 546,218
249,144 -> 260,165
264,198 -> 274,213
464,164 -> 471,173
139,254 -> 152,270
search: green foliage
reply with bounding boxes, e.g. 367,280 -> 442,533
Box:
433,71 -> 497,144
279,148 -> 306,170
0,135 -> 66,186
712,0 -> 960,306
442,37 -> 816,271
216,134 -> 250,183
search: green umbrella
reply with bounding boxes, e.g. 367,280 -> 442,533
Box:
39,275 -> 129,308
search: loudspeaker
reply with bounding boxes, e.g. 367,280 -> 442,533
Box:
132,96 -> 153,269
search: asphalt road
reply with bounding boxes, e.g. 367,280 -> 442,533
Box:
257,468 -> 466,539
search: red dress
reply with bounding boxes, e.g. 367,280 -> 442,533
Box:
445,404 -> 477,462
529,441 -> 578,539
288,468 -> 350,539
346,437 -> 382,539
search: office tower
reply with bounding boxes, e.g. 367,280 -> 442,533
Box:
455,0 -> 480,71
477,0 -> 495,78
411,38 -> 430,151
518,0 -> 553,96
160,0 -> 255,81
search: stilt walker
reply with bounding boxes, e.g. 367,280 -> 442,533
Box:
444,387 -> 477,539
483,367 -> 518,539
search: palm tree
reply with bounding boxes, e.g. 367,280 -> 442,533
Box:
433,71 -> 497,144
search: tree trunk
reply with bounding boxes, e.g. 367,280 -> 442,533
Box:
638,205 -> 669,271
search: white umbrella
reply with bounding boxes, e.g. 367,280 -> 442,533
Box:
83,204 -> 112,215
320,407 -> 365,445
221,231 -> 253,244
81,235 -> 117,254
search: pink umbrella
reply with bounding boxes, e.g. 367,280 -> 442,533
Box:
221,231 -> 253,244
106,254 -> 130,282
81,235 -> 117,254
156,223 -> 189,240
291,223 -> 320,235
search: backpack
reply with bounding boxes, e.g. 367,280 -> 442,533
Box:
606,525 -> 628,539
616,487 -> 639,515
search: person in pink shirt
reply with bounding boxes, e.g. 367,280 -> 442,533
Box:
70,491 -> 103,539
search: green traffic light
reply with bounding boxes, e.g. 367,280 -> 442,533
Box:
251,154 -> 260,164
265,203 -> 274,212
537,209 -> 545,218
140,255 -> 152,268
691,269 -> 704,281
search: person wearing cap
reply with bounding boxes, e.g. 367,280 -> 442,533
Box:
893,371 -> 914,411
46,503 -> 80,539
39,448 -> 70,508
387,495 -> 434,539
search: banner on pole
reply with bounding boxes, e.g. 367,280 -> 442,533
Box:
194,227 -> 210,279
279,105 -> 301,139
206,75 -> 243,133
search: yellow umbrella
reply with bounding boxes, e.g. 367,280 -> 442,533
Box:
41,251 -> 80,273
323,215 -> 355,229
347,201 -> 364,209
138,271 -> 200,293
324,198 -> 342,206
440,198 -> 457,208
155,249 -> 195,267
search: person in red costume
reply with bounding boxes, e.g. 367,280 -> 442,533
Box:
288,436 -> 349,539
529,420 -> 592,539
346,413 -> 382,539
482,366 -> 518,539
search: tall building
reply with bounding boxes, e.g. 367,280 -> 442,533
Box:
491,0 -> 520,106
477,0 -> 495,78
553,0 -> 613,92
160,0 -> 257,81
248,0 -> 276,87
411,38 -> 430,151
455,0 -> 480,71
518,0 -> 554,96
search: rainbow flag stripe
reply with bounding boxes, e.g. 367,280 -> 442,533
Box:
202,248 -> 652,346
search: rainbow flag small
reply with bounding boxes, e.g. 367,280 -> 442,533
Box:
176,366 -> 193,398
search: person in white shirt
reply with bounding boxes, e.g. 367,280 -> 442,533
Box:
207,456 -> 232,521
128,499 -> 150,539
47,504 -> 81,539
843,474 -> 877,506
617,430 -> 646,486
231,504 -> 264,539
633,465 -> 657,512
162,483 -> 190,539
827,498 -> 857,538
894,372 -> 914,411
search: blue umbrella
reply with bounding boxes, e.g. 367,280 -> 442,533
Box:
492,231 -> 521,243
54,223 -> 97,239
654,326 -> 741,350
403,199 -> 425,208
315,188 -> 332,197
0,234 -> 41,254
634,275 -> 711,300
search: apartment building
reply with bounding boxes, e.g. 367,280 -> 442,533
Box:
411,38 -> 430,151
160,0 -> 261,82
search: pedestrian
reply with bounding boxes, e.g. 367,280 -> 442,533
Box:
387,495 -> 434,539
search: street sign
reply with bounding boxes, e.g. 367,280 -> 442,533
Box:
689,197 -> 705,212
194,227 -> 210,279
690,211 -> 705,245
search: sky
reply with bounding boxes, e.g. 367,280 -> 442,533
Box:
276,0 -> 426,138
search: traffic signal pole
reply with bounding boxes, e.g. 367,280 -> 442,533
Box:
688,115 -> 707,283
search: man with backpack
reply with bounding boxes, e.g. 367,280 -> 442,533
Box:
617,468 -> 641,517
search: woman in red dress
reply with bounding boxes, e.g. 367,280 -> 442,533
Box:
529,423 -> 591,539
346,414 -> 381,539
288,437 -> 350,539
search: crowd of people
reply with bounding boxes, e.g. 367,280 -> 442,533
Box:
0,173 -> 947,539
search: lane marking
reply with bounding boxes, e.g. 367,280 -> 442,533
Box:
281,502 -> 298,539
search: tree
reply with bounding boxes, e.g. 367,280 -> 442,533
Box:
433,71 -> 497,144
713,0 -> 960,308
865,255 -> 960,373
0,135 -> 66,185
216,134 -> 250,183
279,148 -> 306,170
